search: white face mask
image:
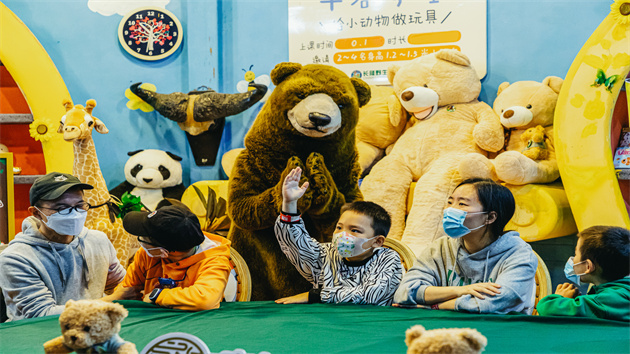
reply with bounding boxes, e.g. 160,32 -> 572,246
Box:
36,207 -> 87,236
140,243 -> 170,258
333,231 -> 377,258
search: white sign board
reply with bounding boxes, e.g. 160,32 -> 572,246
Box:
289,0 -> 487,85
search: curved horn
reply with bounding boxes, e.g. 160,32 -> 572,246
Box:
192,83 -> 268,122
130,82 -> 189,123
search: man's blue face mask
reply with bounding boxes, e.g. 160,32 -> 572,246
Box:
442,208 -> 488,238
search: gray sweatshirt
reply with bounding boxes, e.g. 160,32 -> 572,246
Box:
393,231 -> 537,314
0,217 -> 125,321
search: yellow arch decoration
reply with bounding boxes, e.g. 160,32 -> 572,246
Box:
0,2 -> 72,173
555,1 -> 630,230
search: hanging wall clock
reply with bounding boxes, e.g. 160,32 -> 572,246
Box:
118,7 -> 183,61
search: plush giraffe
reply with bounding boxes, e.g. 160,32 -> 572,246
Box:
58,99 -> 137,267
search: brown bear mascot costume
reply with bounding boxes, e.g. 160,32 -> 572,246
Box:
227,62 -> 371,300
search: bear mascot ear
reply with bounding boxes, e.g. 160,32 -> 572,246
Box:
271,62 -> 303,86
435,49 -> 471,67
351,77 -> 371,107
542,76 -> 564,94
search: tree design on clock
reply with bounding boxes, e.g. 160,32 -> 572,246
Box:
118,7 -> 183,61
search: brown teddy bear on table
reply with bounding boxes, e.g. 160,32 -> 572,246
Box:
405,325 -> 487,354
43,300 -> 137,354
459,77 -> 563,185
227,62 -> 370,300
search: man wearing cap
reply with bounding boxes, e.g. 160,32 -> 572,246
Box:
109,200 -> 232,311
0,172 -> 133,321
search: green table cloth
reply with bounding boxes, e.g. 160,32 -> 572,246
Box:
0,301 -> 628,353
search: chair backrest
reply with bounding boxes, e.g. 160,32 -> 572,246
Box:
532,250 -> 552,315
226,247 -> 251,302
383,238 -> 416,272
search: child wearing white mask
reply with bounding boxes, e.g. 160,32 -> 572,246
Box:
536,226 -> 629,321
393,178 -> 538,314
274,167 -> 402,306
0,172 -> 127,321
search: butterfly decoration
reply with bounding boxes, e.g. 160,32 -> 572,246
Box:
591,68 -> 619,93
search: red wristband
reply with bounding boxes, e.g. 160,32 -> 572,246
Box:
280,213 -> 301,223
431,304 -> 440,310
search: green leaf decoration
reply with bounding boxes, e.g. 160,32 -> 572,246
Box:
113,192 -> 145,219
191,185 -> 232,233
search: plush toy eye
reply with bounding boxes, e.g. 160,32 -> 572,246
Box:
501,109 -> 504,113
65,324 -> 70,330
297,92 -> 307,99
423,84 -> 428,88
526,104 -> 532,109
87,121 -> 94,127
159,166 -> 166,172
83,326 -> 90,332
338,103 -> 345,109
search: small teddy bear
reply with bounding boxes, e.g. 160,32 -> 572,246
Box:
405,325 -> 487,354
520,125 -> 549,160
43,300 -> 137,354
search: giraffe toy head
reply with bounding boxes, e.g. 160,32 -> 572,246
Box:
58,99 -> 109,141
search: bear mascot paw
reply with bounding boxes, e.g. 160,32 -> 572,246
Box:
360,49 -> 504,255
459,76 -> 562,185
227,62 -> 370,300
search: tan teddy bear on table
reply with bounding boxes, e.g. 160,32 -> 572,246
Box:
360,49 -> 504,254
43,300 -> 137,354
405,325 -> 487,354
459,77 -> 563,185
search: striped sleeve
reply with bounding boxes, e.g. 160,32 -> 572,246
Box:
274,215 -> 327,285
320,249 -> 403,306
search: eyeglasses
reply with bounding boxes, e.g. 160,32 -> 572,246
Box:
137,236 -> 161,247
38,202 -> 91,215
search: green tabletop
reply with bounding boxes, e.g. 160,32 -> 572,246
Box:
0,301 -> 628,354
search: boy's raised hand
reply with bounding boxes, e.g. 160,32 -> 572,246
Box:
282,167 -> 310,214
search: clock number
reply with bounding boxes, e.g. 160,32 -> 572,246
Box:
149,51 -> 153,56
128,20 -> 134,26
128,40 -> 132,45
169,42 -> 173,46
137,48 -> 141,52
161,49 -> 165,53
135,14 -> 142,19
159,14 -> 164,19
148,11 -> 155,16
124,30 -> 128,35
169,21 -> 173,26
173,32 -> 177,37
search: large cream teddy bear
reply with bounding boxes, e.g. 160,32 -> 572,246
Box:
356,85 -> 410,176
459,77 -> 563,185
361,49 -> 504,254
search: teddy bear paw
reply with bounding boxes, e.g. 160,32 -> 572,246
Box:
494,151 -> 530,185
458,153 -> 497,180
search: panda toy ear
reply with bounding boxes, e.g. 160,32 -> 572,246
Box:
128,149 -> 144,156
165,151 -> 183,161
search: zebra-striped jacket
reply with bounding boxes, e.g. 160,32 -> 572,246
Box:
274,215 -> 402,306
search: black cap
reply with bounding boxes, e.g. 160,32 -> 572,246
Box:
122,203 -> 205,252
30,172 -> 94,205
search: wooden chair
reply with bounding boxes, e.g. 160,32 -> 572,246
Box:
225,247 -> 252,302
532,250 -> 552,315
383,238 -> 417,272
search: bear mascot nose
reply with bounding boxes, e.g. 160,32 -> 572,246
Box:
309,112 -> 331,126
503,109 -> 514,118
143,178 -> 153,183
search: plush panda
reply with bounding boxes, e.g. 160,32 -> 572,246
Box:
109,149 -> 186,211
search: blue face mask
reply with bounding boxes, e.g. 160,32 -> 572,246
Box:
442,208 -> 488,238
564,256 -> 587,285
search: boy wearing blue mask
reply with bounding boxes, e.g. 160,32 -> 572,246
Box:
536,226 -> 630,321
274,167 -> 402,306
393,178 -> 538,314
0,172 -> 128,321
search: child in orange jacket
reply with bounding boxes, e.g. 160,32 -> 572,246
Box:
111,201 -> 231,311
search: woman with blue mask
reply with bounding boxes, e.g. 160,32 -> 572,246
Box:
393,178 -> 538,314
